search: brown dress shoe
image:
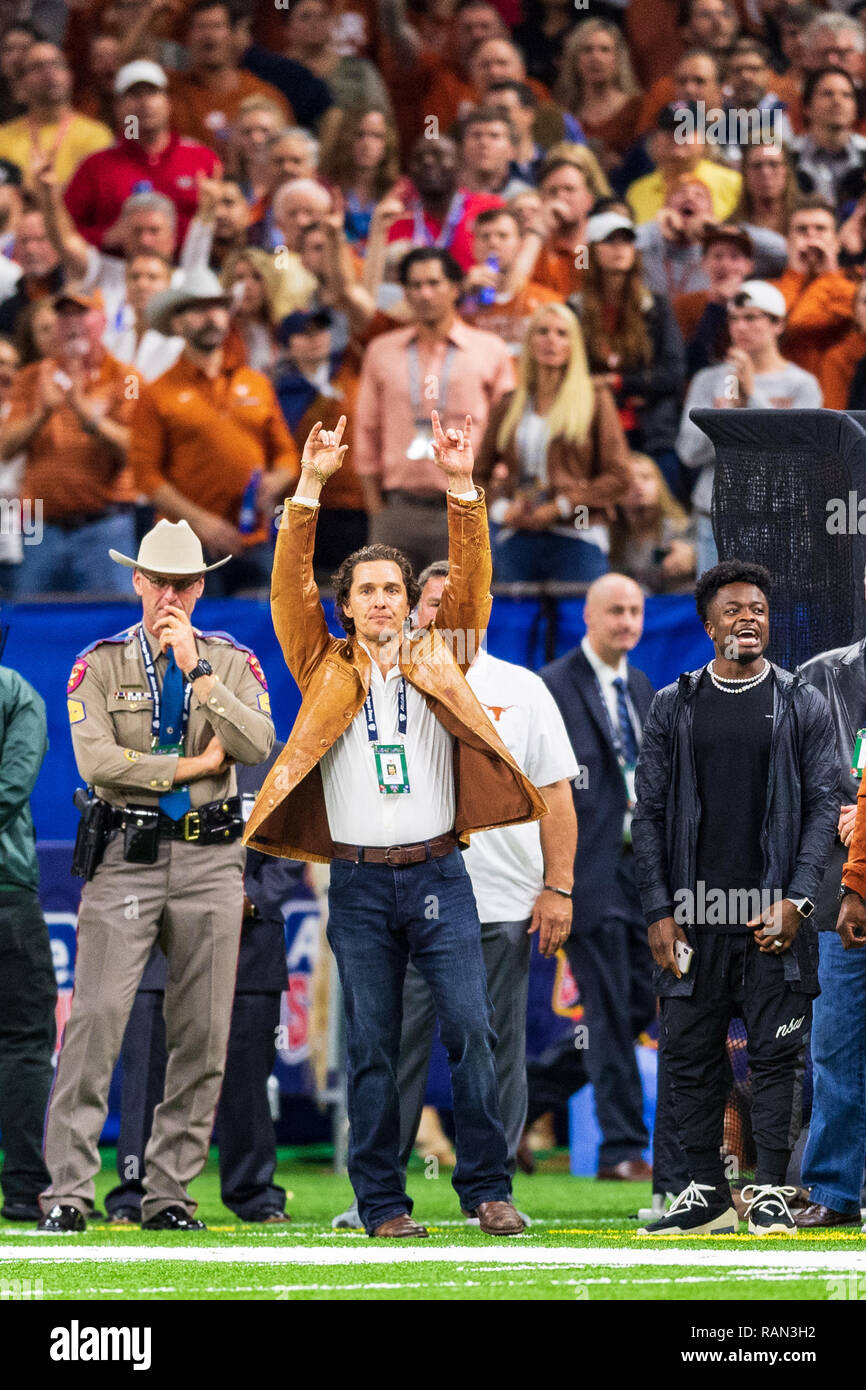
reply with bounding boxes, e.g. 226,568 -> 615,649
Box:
475,1201 -> 525,1235
596,1159 -> 653,1182
370,1213 -> 429,1238
794,1202 -> 861,1229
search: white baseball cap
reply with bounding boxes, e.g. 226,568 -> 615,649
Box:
114,60 -> 168,96
586,212 -> 636,244
730,279 -> 787,320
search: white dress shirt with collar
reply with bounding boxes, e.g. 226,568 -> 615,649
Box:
320,640 -> 456,846
580,634 -> 641,748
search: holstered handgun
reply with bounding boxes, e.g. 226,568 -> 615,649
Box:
71,788 -> 113,880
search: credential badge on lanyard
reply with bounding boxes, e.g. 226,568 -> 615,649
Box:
137,625 -> 192,755
364,677 -> 411,794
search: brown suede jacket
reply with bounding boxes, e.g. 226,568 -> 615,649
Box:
243,488 -> 549,862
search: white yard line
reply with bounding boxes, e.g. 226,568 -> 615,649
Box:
0,1245 -> 864,1271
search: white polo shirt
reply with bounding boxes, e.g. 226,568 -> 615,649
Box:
463,648 -> 578,922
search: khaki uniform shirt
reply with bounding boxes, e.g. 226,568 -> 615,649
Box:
67,622 -> 274,810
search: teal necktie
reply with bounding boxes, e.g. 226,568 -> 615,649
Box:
158,651 -> 191,819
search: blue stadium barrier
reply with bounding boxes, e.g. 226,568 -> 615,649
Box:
8,593 -> 712,838
8,594 -> 711,1143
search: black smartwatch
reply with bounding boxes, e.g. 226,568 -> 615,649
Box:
839,884 -> 862,904
184,658 -> 213,682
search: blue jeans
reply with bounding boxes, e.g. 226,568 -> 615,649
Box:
13,511 -> 136,596
326,848 -> 511,1232
801,931 -> 866,1215
695,513 -> 718,577
491,528 -> 608,582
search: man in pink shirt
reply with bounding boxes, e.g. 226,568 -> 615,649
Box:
64,61 -> 220,254
355,246 -> 515,572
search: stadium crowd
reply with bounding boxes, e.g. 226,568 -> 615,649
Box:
5,0 -> 866,593
5,0 -> 866,1242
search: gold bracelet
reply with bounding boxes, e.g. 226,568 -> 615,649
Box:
301,461 -> 327,487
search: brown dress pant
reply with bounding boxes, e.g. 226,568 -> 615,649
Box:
41,832 -> 244,1222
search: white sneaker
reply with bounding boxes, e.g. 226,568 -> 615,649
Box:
741,1184 -> 798,1235
637,1181 -> 738,1236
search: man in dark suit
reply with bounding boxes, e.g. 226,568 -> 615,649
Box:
541,573 -> 656,1180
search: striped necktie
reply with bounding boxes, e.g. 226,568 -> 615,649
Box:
612,676 -> 639,764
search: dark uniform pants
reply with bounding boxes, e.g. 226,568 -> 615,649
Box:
0,890 -> 56,1208
661,930 -> 811,1187
42,834 -> 244,1222
564,852 -> 656,1169
103,987 -> 285,1220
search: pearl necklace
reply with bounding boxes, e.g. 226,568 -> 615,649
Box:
707,659 -> 771,694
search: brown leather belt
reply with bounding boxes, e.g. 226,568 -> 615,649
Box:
331,832 -> 459,866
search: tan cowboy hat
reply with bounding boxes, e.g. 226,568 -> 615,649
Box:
146,266 -> 232,337
109,519 -> 230,574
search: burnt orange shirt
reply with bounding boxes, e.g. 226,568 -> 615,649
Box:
625,0 -> 683,88
462,281 -> 563,355
580,95 -> 644,160
771,268 -> 857,380
820,326 -> 866,410
130,356 -> 299,534
167,71 -> 291,159
637,76 -> 676,137
673,289 -> 712,343
11,352 -> 137,521
531,237 -> 586,300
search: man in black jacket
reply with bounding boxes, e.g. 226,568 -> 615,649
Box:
541,573 -> 656,1180
793,605 -> 866,1228
633,560 -> 839,1236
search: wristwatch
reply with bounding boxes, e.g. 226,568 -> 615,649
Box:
788,896 -> 815,918
838,884 -> 863,904
184,658 -> 213,682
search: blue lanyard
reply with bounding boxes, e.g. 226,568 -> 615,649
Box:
137,624 -> 192,743
363,676 -> 407,742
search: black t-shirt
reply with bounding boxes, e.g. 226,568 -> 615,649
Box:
692,666 -> 774,931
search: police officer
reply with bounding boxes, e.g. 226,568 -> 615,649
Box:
38,518 -> 274,1233
103,743 -> 303,1226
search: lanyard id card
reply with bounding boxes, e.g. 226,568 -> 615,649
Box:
365,679 -> 411,793
374,742 -> 411,794
853,728 -> 866,779
152,742 -> 183,757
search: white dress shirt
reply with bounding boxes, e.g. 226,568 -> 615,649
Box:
580,635 -> 641,750
295,489 -> 476,847
581,635 -> 641,839
320,642 -> 455,846
463,649 -> 578,921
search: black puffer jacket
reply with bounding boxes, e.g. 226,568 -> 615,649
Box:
632,663 -> 841,998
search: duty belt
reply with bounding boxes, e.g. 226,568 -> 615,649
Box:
113,797 -> 243,843
330,831 -> 459,865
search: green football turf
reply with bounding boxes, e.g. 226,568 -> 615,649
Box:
0,1148 -> 862,1302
